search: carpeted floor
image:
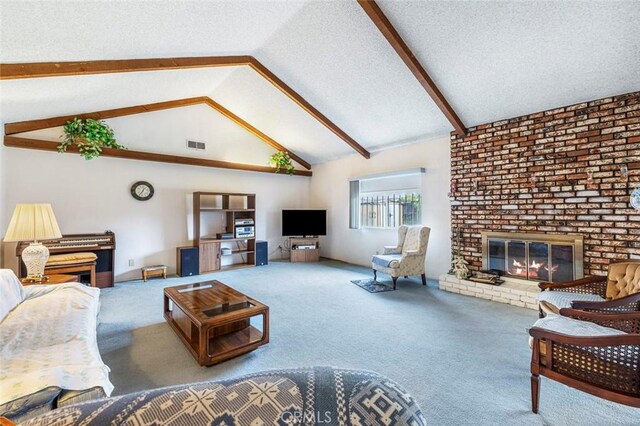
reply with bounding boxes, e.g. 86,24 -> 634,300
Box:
97,260 -> 639,425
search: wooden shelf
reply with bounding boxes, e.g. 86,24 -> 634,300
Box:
199,208 -> 255,212
220,263 -> 255,272
201,236 -> 256,243
194,192 -> 256,274
194,191 -> 256,197
221,250 -> 254,256
208,325 -> 264,357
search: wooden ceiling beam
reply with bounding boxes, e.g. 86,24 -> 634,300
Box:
4,96 -> 312,170
0,56 -> 371,158
4,136 -> 312,177
357,0 -> 467,136
247,59 -> 370,159
0,56 -> 252,79
4,97 -> 208,135
202,97 -> 311,169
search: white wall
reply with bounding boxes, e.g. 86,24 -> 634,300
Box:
1,106 -> 310,281
1,149 -> 309,281
309,136 -> 451,279
1,105 -> 450,281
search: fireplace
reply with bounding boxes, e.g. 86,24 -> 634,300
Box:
481,232 -> 583,283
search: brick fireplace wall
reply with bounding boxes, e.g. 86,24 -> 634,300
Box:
450,91 -> 640,276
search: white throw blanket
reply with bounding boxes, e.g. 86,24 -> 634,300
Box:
0,283 -> 113,405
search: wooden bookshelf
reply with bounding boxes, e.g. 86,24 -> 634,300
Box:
193,192 -> 256,273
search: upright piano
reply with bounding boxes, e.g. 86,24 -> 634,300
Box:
16,232 -> 116,288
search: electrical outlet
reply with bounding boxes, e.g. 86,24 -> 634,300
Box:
129,259 -> 134,266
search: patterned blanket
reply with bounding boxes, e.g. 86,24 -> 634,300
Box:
21,367 -> 425,425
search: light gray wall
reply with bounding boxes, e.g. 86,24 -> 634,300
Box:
1,149 -> 310,281
309,136 -> 451,279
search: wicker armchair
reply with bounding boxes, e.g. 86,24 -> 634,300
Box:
529,309 -> 640,413
537,261 -> 640,317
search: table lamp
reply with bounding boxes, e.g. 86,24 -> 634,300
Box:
3,204 -> 62,280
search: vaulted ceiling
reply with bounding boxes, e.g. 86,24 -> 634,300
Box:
1,0 -> 638,165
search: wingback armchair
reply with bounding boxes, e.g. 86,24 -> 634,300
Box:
372,225 -> 430,289
537,261 -> 640,317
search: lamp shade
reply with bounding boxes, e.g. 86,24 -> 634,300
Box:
4,204 -> 62,242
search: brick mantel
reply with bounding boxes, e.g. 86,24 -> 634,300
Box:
450,91 -> 640,276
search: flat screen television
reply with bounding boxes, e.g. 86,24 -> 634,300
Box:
282,210 -> 326,236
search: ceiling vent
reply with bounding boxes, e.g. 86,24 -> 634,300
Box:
186,140 -> 206,150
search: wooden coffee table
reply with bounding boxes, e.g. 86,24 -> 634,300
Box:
163,280 -> 269,366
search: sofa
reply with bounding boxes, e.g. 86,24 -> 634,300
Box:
19,366 -> 426,425
0,269 -> 113,422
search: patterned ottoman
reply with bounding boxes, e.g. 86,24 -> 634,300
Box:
20,367 -> 425,425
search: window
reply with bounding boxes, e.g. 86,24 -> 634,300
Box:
349,168 -> 424,229
359,193 -> 421,228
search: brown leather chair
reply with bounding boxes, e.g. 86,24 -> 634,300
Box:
538,261 -> 640,317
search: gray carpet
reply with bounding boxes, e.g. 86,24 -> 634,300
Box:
97,260 -> 639,425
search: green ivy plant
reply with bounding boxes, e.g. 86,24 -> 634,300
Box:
59,118 -> 125,160
269,151 -> 296,175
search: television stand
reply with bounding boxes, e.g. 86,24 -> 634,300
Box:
290,237 -> 319,263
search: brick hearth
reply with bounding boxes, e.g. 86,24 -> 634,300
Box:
439,274 -> 539,310
450,91 -> 640,277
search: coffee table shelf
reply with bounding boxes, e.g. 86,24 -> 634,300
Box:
208,325 -> 264,358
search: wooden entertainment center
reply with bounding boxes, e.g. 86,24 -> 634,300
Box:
289,237 -> 320,263
193,192 -> 256,273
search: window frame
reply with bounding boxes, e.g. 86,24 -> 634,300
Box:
349,168 -> 425,230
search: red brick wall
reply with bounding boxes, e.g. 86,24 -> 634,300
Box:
450,91 -> 640,276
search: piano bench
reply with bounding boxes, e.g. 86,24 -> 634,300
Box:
45,262 -> 96,287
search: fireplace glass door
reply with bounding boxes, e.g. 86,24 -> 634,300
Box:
507,241 -> 527,279
551,245 -> 574,282
486,238 -> 576,282
488,239 -> 506,273
528,242 -> 549,281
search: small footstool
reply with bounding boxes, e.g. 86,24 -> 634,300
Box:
141,265 -> 167,282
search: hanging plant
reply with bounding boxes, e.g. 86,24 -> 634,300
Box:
59,118 -> 125,160
269,151 -> 296,175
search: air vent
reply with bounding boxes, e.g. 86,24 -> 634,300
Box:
186,140 -> 206,150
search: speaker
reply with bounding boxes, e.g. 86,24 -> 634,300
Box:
256,240 -> 268,266
177,246 -> 199,277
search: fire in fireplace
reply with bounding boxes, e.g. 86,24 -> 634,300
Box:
482,232 -> 583,283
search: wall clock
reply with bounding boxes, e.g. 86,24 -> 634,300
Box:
131,181 -> 154,201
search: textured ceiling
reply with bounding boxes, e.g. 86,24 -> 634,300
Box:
0,68 -> 235,122
0,1 -> 306,62
1,0 -> 638,164
255,1 -> 452,151
377,0 -> 640,127
211,67 -> 354,164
